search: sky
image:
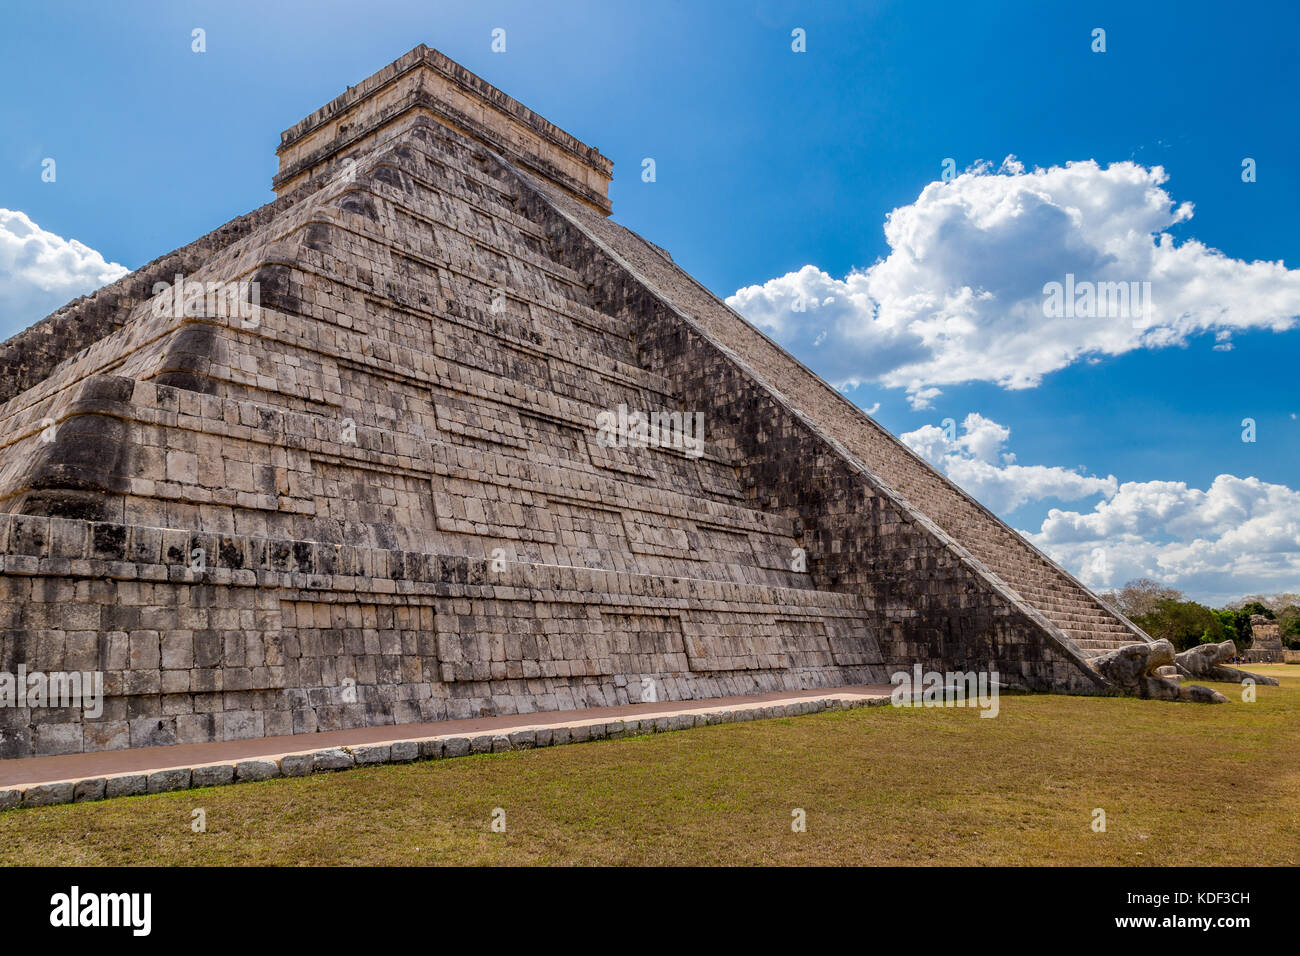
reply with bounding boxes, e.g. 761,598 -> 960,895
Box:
2,0 -> 1298,604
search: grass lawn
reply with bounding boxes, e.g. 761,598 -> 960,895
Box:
2,665 -> 1297,866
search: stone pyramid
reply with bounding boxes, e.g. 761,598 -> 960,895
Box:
0,46 -> 1162,758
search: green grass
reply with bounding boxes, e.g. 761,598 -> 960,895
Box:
2,665 -> 1297,866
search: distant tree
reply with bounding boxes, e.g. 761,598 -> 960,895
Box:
1269,593 -> 1300,612
1236,600 -> 1274,620
1211,607 -> 1253,652
1226,593 -> 1299,615
1112,578 -> 1185,620
1274,605 -> 1300,648
1096,590 -> 1122,613
1132,599 -> 1223,652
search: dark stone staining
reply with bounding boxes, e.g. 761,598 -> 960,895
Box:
372,165 -> 409,192
154,323 -> 220,394
291,542 -> 314,573
17,491 -> 108,522
218,536 -> 245,569
250,263 -> 299,315
0,728 -> 32,759
75,373 -> 137,408
9,516 -> 49,555
269,541 -> 292,571
0,631 -> 30,672
316,545 -> 338,575
91,523 -> 128,560
370,522 -> 397,551
16,377 -> 137,522
104,605 -> 141,630
435,555 -> 466,585
338,192 -> 379,221
303,222 -> 332,252
256,408 -> 282,435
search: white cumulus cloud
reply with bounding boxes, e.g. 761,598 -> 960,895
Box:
900,412 -> 1117,514
899,412 -> 1300,604
727,158 -> 1300,408
0,208 -> 129,339
1024,474 -> 1300,603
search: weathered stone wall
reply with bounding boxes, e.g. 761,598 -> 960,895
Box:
0,191 -> 308,407
521,189 -> 1101,693
530,176 -> 1151,659
0,512 -> 881,757
3,125 -> 827,584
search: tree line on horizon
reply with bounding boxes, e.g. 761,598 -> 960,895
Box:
1096,579 -> 1300,653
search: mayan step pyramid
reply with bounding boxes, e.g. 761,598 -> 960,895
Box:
0,46 -> 1162,758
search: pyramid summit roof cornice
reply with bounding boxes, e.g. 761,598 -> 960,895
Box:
273,45 -> 613,215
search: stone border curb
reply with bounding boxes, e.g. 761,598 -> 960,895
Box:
0,693 -> 886,810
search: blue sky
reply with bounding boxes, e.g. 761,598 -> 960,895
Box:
2,0 -> 1298,603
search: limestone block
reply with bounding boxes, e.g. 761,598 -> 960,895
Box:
146,769 -> 192,793
350,744 -> 391,765
312,748 -> 355,772
106,774 -> 147,798
21,782 -> 74,807
279,754 -> 315,777
235,759 -> 280,782
191,764 -> 236,788
389,740 -> 420,762
73,778 -> 106,802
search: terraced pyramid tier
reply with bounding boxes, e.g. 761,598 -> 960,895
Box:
0,46 -> 1154,759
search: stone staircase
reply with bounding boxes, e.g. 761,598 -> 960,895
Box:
854,453 -> 1146,660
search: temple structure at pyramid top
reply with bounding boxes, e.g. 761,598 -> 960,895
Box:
0,47 -> 1216,760
273,45 -> 614,214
